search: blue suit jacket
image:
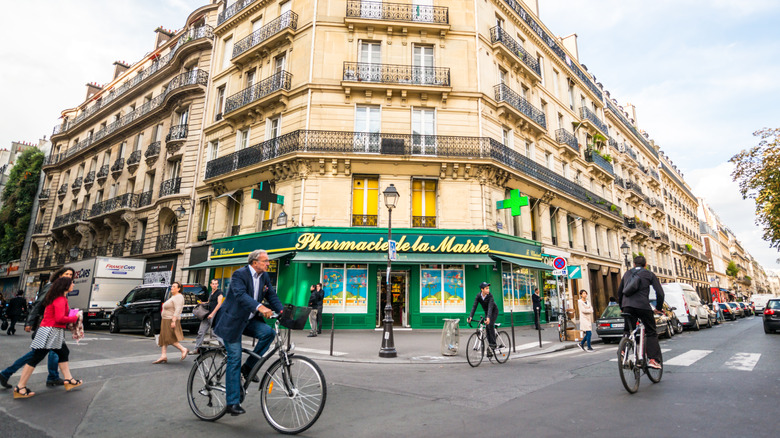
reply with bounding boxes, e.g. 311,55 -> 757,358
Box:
214,265 -> 283,343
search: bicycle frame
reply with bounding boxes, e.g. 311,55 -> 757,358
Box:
622,318 -> 646,367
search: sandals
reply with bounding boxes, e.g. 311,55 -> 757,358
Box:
152,358 -> 168,364
13,386 -> 35,399
63,378 -> 83,391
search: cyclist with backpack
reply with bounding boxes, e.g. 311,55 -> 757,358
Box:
617,255 -> 665,369
467,282 -> 499,351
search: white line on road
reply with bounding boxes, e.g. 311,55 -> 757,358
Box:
515,341 -> 551,351
239,340 -> 348,356
609,348 -> 671,362
724,353 -> 761,371
31,354 -> 160,375
664,349 -> 712,366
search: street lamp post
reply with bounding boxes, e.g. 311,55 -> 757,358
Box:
687,264 -> 693,287
620,238 -> 631,269
379,184 -> 399,358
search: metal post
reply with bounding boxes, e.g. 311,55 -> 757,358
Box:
379,207 -> 397,357
510,310 -> 516,353
536,306 -> 542,348
329,314 -> 335,356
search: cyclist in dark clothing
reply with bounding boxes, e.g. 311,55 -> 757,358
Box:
617,255 -> 665,369
467,282 -> 499,348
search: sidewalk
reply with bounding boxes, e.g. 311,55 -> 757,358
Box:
231,321 -> 595,364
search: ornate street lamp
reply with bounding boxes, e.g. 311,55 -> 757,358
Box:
379,184 -> 399,358
620,238 -> 631,268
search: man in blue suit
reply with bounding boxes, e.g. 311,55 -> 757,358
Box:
214,249 -> 283,416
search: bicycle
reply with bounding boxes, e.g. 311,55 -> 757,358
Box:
466,316 -> 511,367
186,305 -> 327,434
617,312 -> 663,394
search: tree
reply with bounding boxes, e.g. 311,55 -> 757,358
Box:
0,148 -> 44,261
725,260 -> 740,278
730,128 -> 780,249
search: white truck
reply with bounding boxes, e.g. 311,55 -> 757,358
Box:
751,294 -> 777,315
67,257 -> 146,327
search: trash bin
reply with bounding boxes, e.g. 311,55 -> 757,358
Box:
441,319 -> 460,356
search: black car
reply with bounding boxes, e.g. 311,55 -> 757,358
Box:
109,283 -> 207,337
719,302 -> 737,321
763,299 -> 780,334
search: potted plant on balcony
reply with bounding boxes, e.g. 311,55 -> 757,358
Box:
685,243 -> 693,252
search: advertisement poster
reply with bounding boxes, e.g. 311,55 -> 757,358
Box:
420,268 -> 442,312
322,268 -> 344,311
345,268 -> 368,312
442,268 -> 465,312
421,266 -> 465,313
323,264 -> 368,313
144,261 -> 174,285
502,263 -> 534,311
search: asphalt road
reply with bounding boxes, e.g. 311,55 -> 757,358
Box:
0,315 -> 776,437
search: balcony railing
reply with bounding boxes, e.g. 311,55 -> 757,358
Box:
97,164 -> 110,180
352,214 -> 378,226
71,177 -> 83,192
84,170 -> 96,186
130,238 -> 145,255
53,209 -> 87,228
343,62 -> 450,87
614,176 -> 625,188
584,149 -> 614,176
38,189 -> 50,200
224,71 -> 292,114
127,150 -> 142,166
57,183 -> 68,196
159,177 -> 182,197
345,0 -> 449,24
489,26 -> 541,76
138,190 -> 153,208
166,124 -> 188,142
33,223 -> 45,234
579,107 -> 608,136
626,180 -> 644,197
412,216 -> 437,228
232,11 -> 298,59
43,256 -> 52,267
145,141 -> 161,158
494,84 -> 546,129
29,257 -> 39,270
230,225 -> 241,236
261,220 -> 273,231
56,253 -> 67,265
217,0 -> 257,25
111,158 -> 125,174
111,242 -> 125,257
555,129 -> 578,152
89,193 -> 140,217
197,231 -> 208,242
155,233 -> 177,251
650,169 -> 660,181
51,25 -> 213,138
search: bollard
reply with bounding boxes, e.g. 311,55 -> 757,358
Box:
537,310 -> 542,348
329,313 -> 335,356
510,310 -> 516,353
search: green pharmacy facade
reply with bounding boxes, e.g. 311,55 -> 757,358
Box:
189,228 -> 552,329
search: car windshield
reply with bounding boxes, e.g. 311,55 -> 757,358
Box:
728,303 -> 738,308
600,305 -> 622,319
718,303 -> 728,309
767,300 -> 780,310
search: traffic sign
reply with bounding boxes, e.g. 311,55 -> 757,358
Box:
567,265 -> 582,279
552,269 -> 567,276
388,240 -> 397,261
552,257 -> 567,270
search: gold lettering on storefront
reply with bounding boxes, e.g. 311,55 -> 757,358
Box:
295,233 -> 489,254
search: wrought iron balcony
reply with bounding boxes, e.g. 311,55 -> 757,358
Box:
343,62 -> 450,87
230,225 -> 241,236
159,177 -> 182,197
84,171 -> 95,186
111,158 -> 125,175
38,189 -> 50,200
494,84 -> 546,130
97,164 -> 110,181
130,238 -> 145,255
43,256 -> 52,267
138,190 -> 153,208
584,149 -> 615,176
166,124 -> 188,143
555,129 -> 579,152
110,242 -> 125,257
261,220 -> 273,231
650,169 -> 660,181
489,26 -> 541,77
28,257 -> 39,270
224,71 -> 292,115
145,141 -> 161,159
608,137 -> 619,150
95,245 -> 108,257
345,1 -> 449,25
623,144 -> 638,161
197,231 -> 208,242
33,223 -> 45,234
614,176 -> 625,189
232,11 -> 298,61
217,0 -> 257,25
579,107 -> 608,136
89,193 -> 139,218
56,253 -> 67,265
57,184 -> 68,197
638,163 -> 648,174
155,233 -> 177,252
352,214 -> 378,227
53,209 -> 87,228
127,150 -> 142,167
71,177 -> 83,192
412,216 -> 437,228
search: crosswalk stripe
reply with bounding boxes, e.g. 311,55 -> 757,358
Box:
665,349 -> 712,366
724,353 -> 761,371
516,341 -> 551,351
609,348 -> 671,362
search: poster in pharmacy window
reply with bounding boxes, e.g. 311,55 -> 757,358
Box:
442,267 -> 465,312
322,267 -> 344,311
420,268 -> 442,312
344,267 -> 368,313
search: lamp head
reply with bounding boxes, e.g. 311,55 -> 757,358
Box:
620,240 -> 630,256
383,184 -> 399,210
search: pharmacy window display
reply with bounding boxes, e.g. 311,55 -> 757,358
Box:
322,264 -> 368,313
501,262 -> 539,311
420,264 -> 466,313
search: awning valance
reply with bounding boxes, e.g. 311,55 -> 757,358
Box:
291,252 -> 495,264
182,251 -> 293,270
491,254 -> 553,271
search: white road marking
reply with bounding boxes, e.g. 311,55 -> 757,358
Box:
664,349 -> 712,366
294,347 -> 348,357
515,341 -> 551,351
610,348 -> 671,362
31,354 -> 160,375
724,353 -> 761,371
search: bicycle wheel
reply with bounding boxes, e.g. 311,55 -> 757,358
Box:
493,331 -> 511,364
260,355 -> 327,435
187,349 -> 228,421
644,351 -> 663,383
465,332 -> 484,367
617,337 -> 640,394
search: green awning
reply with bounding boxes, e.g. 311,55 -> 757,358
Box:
182,251 -> 293,270
491,254 -> 553,271
291,252 -> 495,264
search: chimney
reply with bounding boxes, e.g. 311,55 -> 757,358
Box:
625,103 -> 637,125
155,26 -> 174,48
560,34 -> 579,62
85,82 -> 102,101
113,61 -> 130,79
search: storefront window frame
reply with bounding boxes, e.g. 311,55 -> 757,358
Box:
419,264 -> 466,313
321,263 -> 368,314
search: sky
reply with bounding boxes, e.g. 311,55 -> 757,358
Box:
0,1 -> 778,273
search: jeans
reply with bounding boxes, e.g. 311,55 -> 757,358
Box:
224,319 -> 276,406
580,330 -> 592,349
1,349 -> 60,382
194,318 -> 211,349
308,309 -> 318,335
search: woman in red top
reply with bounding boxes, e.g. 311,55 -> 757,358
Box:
13,277 -> 83,399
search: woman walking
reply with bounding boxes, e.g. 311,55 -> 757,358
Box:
13,277 -> 83,399
153,281 -> 188,364
577,290 -> 594,352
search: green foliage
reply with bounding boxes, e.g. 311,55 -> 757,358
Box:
730,128 -> 780,249
726,260 -> 740,278
743,275 -> 752,281
610,204 -> 618,212
685,243 -> 693,252
0,148 -> 44,261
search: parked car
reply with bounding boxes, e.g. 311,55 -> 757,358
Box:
739,302 -> 753,317
109,283 -> 208,337
763,299 -> 780,334
704,304 -> 719,325
727,302 -> 744,318
708,303 -> 724,324
596,305 -> 624,343
719,302 -> 737,321
662,283 -> 710,330
650,292 -> 680,336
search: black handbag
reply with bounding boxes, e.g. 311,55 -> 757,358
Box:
1,319 -> 7,331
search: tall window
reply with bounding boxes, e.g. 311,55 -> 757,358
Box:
222,36 -> 233,69
412,179 -> 437,227
214,85 -> 226,120
199,200 -> 209,233
502,128 -> 512,148
230,192 -> 242,236
354,105 -> 380,152
568,81 -> 575,110
567,216 -> 575,248
549,207 -> 558,246
236,128 -> 250,150
412,45 -> 434,84
169,160 -> 181,179
412,108 -> 435,154
525,141 -> 533,159
207,140 -> 220,161
552,70 -> 560,98
351,177 -> 379,226
544,152 -> 552,169
530,199 -> 538,241
537,54 -> 544,85
562,162 -> 569,179
134,133 -> 144,151
360,41 -> 381,64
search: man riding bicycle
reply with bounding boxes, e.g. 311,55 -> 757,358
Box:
213,249 -> 283,416
467,282 -> 498,351
617,255 -> 664,369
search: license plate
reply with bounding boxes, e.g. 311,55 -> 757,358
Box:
181,313 -> 193,318
611,323 -> 624,328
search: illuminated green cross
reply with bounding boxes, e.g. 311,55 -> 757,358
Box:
496,189 -> 529,216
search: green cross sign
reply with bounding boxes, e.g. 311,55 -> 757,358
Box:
496,189 -> 529,216
251,181 -> 284,210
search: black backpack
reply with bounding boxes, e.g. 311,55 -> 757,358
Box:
623,269 -> 642,297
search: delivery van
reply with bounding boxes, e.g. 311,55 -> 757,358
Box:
661,282 -> 711,330
66,257 -> 146,327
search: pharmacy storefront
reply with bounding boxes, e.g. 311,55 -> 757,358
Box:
187,228 -> 551,329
